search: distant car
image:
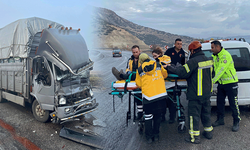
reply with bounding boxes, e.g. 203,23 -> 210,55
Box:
112,49 -> 122,57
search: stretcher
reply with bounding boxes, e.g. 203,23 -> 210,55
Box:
109,73 -> 188,133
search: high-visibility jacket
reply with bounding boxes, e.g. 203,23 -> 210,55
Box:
126,55 -> 141,73
135,59 -> 168,104
157,55 -> 171,65
212,48 -> 238,84
174,51 -> 213,100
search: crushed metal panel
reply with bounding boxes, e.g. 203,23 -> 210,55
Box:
37,28 -> 90,71
59,127 -> 104,149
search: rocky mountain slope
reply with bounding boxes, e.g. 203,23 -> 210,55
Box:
92,7 -> 194,50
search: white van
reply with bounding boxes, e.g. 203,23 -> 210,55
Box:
201,40 -> 250,106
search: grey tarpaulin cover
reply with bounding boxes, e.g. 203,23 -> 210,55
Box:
0,17 -> 63,59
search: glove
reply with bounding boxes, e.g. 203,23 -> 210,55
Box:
167,64 -> 177,73
176,62 -> 182,67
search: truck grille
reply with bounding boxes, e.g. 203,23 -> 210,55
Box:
65,89 -> 91,105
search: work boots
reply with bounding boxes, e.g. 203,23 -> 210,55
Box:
112,67 -> 123,80
232,119 -> 240,132
120,69 -> 125,74
202,131 -> 213,139
212,116 -> 225,127
185,135 -> 200,144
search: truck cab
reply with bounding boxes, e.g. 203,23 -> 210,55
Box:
0,18 -> 98,123
30,28 -> 98,123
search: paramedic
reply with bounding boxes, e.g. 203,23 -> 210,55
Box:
112,45 -> 143,119
167,41 -> 213,144
135,53 -> 168,143
151,47 -> 173,123
211,40 -> 240,132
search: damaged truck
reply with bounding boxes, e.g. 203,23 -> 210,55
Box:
0,17 -> 98,123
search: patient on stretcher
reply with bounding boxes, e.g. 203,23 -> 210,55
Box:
112,67 -> 136,81
112,52 -> 149,81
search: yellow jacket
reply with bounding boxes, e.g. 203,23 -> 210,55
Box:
135,60 -> 168,104
126,55 -> 141,72
157,55 -> 171,65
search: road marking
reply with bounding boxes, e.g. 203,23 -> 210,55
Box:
0,119 -> 41,150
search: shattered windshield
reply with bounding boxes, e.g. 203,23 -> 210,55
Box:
55,65 -> 90,81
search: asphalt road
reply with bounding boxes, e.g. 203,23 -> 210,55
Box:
0,49 -> 250,150
90,50 -> 250,150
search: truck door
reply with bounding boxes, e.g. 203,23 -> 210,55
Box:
32,57 -> 54,110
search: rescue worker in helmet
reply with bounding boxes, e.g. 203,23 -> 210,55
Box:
167,41 -> 213,144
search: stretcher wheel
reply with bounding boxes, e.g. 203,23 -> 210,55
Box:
178,124 -> 186,133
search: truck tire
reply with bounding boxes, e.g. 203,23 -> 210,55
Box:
32,99 -> 50,122
0,90 -> 6,103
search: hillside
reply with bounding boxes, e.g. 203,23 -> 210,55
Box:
92,7 -> 194,50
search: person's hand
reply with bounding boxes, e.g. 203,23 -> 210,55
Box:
176,62 -> 182,67
166,64 -> 176,73
162,63 -> 171,68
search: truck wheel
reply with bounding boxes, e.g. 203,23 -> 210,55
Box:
32,100 -> 50,122
0,90 -> 6,103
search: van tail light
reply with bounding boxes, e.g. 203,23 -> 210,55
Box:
113,53 -> 114,54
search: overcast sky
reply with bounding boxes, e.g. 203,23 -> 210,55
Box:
1,0 -> 250,43
91,0 -> 250,39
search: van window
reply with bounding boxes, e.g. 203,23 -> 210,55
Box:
203,47 -> 250,71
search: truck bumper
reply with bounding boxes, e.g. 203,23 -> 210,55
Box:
56,97 -> 98,121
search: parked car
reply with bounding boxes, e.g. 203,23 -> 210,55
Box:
112,49 -> 122,57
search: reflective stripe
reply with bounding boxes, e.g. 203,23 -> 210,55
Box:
189,130 -> 200,136
163,60 -> 171,64
189,116 -> 200,143
142,92 -> 167,101
139,72 -> 146,76
156,67 -> 161,71
198,60 -> 213,69
144,114 -> 153,120
137,105 -> 143,109
190,116 -> 194,142
204,126 -> 213,132
198,69 -> 203,96
210,67 -> 213,92
235,96 -> 241,120
183,64 -> 190,73
213,67 -> 224,83
137,109 -> 143,112
220,75 -> 237,81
